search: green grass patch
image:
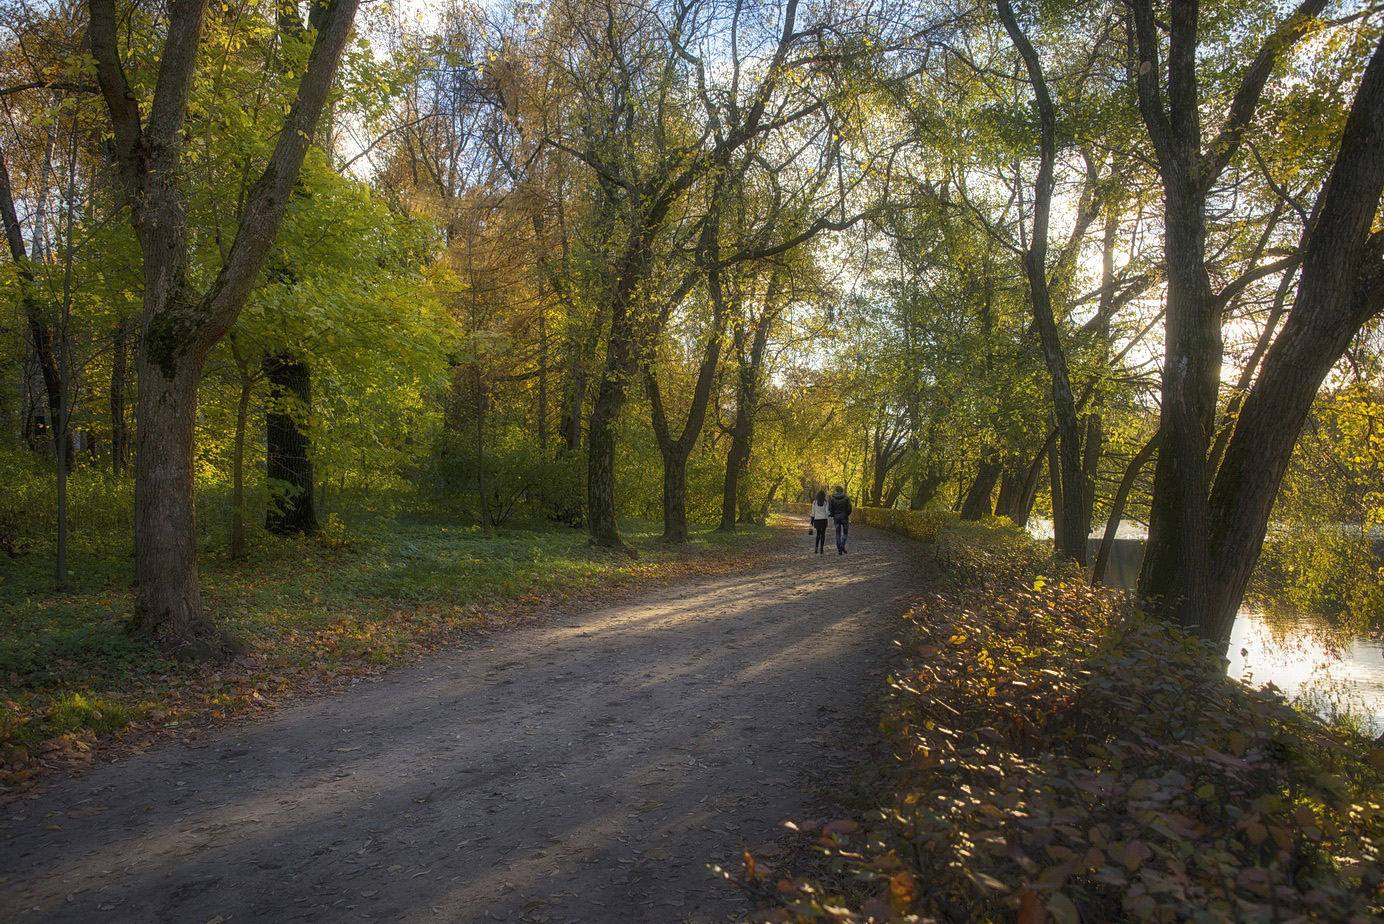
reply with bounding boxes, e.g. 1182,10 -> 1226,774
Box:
0,508 -> 777,778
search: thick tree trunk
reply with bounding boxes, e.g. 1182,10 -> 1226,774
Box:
1128,0 -> 1327,631
264,354 -> 316,536
586,372 -> 627,548
659,450 -> 689,542
587,273 -> 647,549
994,461 -> 1026,521
1202,35 -> 1384,649
1136,175 -> 1217,628
909,465 -> 945,510
960,451 -> 1003,521
90,0 -> 360,657
882,477 -> 905,510
130,348 -> 243,658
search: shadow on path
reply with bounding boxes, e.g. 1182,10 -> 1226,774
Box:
1,525 -> 928,923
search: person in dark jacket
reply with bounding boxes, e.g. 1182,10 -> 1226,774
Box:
827,485 -> 852,554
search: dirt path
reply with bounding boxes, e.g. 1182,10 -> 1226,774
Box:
1,524 -> 927,923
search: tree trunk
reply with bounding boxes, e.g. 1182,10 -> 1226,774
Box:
90,0 -> 361,656
1093,433 -> 1157,586
1202,34 -> 1384,649
960,451 -> 1003,521
994,463 -> 1025,521
473,364 -> 490,530
587,371 -> 627,548
1080,413 -> 1104,537
882,477 -> 905,510
1128,0 -> 1328,630
1015,429 -> 1053,528
720,412 -> 752,533
264,354 -> 316,536
0,149 -> 65,459
659,450 -> 689,542
997,0 -> 1086,564
130,347 -> 243,657
110,317 -> 129,477
718,297 -> 775,532
909,464 -> 945,510
1048,429 -> 1064,541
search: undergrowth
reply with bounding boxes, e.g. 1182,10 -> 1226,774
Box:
748,518 -> 1384,923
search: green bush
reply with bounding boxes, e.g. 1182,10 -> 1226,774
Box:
854,505 -> 959,543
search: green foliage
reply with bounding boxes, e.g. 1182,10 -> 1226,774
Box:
1253,526 -> 1384,634
428,425 -> 584,525
755,522 -> 1384,922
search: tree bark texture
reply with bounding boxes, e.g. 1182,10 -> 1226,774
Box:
960,451 -> 1003,521
718,309 -> 772,532
909,464 -> 946,510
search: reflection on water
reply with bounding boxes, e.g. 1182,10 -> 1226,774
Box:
1030,530 -> 1384,735
1226,612 -> 1384,737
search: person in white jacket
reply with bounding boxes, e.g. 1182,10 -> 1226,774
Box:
809,489 -> 830,554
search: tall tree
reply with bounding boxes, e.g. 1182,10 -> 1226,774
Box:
1201,33 -> 1384,647
89,0 -> 360,656
1127,0 -> 1367,642
995,0 -> 1088,562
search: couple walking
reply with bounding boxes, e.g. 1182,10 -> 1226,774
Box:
809,486 -> 853,555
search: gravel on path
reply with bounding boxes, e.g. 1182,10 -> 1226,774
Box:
0,523 -> 927,924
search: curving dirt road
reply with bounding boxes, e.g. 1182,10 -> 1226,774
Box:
0,524 -> 927,923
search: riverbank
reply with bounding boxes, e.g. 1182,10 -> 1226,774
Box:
749,516 -> 1384,923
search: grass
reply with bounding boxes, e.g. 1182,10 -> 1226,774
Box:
0,508 -> 777,779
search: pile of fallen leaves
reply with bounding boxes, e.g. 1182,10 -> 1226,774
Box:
752,522 -> 1384,923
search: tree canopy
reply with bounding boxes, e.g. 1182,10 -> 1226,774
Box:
1,0 -> 1381,654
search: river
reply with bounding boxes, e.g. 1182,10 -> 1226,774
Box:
1080,533 -> 1384,736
